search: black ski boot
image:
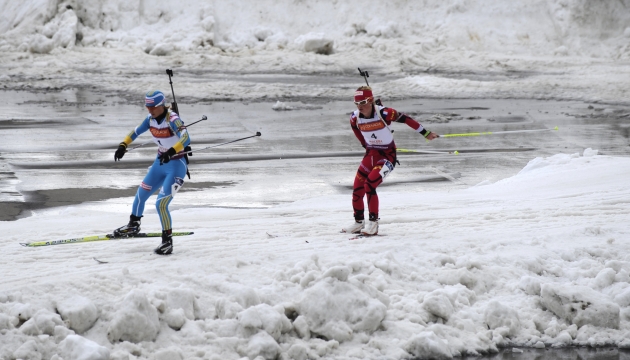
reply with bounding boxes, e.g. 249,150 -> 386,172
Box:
113,215 -> 141,237
154,229 -> 173,255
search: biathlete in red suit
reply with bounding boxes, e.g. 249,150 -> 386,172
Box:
342,86 -> 439,236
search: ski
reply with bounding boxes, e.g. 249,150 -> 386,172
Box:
349,234 -> 385,240
19,232 -> 194,247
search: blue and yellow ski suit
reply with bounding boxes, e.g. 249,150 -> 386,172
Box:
121,109 -> 191,230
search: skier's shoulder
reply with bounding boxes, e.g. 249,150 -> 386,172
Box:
379,106 -> 400,121
168,110 -> 181,122
350,110 -> 360,122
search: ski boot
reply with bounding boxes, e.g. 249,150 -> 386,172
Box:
342,220 -> 364,234
154,229 -> 173,255
361,215 -> 379,236
113,215 -> 141,237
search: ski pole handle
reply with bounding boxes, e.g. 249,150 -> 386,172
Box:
178,115 -> 207,130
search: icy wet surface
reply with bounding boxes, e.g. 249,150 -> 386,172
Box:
0,87 -> 629,221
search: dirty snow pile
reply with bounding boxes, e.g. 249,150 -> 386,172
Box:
1,149 -> 630,359
0,0 -> 629,103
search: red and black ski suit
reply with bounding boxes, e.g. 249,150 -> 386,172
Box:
350,104 -> 431,221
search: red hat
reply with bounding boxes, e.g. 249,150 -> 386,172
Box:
354,88 -> 373,102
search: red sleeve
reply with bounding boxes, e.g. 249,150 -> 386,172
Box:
382,107 -> 428,135
350,113 -> 367,148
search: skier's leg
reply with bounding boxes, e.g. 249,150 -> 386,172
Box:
364,170 -> 381,221
132,160 -> 164,217
154,158 -> 186,255
155,158 -> 187,230
364,158 -> 394,221
342,156 -> 372,233
115,159 -> 164,236
352,156 -> 373,220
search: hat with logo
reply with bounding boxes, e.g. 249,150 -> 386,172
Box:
145,90 -> 166,107
354,87 -> 373,103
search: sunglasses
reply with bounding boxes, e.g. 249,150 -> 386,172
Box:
354,98 -> 372,106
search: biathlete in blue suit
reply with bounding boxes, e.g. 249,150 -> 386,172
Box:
113,90 -> 191,255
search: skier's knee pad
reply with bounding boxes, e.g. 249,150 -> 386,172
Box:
171,177 -> 185,197
378,160 -> 394,180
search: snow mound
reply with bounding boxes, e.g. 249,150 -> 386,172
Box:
56,296 -> 99,334
59,335 -> 110,360
107,289 -> 160,343
293,32 -> 334,54
237,303 -> 292,341
541,284 -> 620,329
405,331 -> 453,360
297,277 -> 388,342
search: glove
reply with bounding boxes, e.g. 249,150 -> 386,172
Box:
159,147 -> 177,165
114,142 -> 127,161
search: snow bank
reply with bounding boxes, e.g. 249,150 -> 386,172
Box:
2,0 -> 629,58
1,0 -> 629,103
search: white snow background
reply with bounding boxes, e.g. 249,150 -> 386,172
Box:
1,0 -> 630,359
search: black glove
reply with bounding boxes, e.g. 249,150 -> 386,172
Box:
159,147 -> 177,165
114,143 -> 127,161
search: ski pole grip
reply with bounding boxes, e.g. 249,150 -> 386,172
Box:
256,132 -> 262,136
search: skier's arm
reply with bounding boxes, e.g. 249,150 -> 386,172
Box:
382,108 -> 437,139
114,118 -> 151,161
350,114 -> 367,148
121,117 -> 151,146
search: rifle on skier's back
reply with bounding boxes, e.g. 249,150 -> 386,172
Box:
166,69 -> 193,178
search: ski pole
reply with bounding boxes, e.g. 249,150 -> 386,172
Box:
126,115 -> 207,152
439,126 -> 558,138
184,132 -> 262,155
397,148 -> 459,155
166,69 -> 180,115
177,115 -> 207,130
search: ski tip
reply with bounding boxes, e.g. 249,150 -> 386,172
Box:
19,243 -> 29,247
93,257 -> 108,264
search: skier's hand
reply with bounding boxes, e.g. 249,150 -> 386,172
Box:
424,132 -> 439,141
114,143 -> 127,161
159,147 -> 177,165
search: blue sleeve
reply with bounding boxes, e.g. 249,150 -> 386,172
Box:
123,116 -> 150,144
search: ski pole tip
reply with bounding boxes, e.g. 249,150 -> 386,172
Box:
256,132 -> 262,136
201,115 -> 207,120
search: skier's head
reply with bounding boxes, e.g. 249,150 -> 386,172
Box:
354,86 -> 373,106
145,90 -> 166,108
355,86 -> 374,117
145,90 -> 167,118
